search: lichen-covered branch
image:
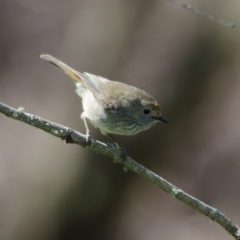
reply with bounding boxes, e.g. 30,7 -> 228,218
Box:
0,101 -> 239,239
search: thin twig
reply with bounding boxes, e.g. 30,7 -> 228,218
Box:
0,101 -> 239,239
167,0 -> 235,28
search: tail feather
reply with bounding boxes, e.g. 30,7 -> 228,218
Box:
40,54 -> 82,84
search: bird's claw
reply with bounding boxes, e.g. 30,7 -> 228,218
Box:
116,144 -> 128,161
85,133 -> 92,145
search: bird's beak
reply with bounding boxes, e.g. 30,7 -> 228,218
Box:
160,116 -> 168,123
159,116 -> 168,123
152,116 -> 168,123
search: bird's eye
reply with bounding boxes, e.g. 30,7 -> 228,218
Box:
143,109 -> 150,115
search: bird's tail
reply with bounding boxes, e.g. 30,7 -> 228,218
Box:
40,54 -> 82,84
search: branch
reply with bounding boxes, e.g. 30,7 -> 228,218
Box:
0,101 -> 239,239
166,0 -> 235,28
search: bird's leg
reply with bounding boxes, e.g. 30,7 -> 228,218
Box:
107,134 -> 127,160
81,113 -> 91,145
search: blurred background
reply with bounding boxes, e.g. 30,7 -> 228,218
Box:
0,0 -> 240,239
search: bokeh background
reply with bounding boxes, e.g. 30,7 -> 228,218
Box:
0,0 -> 240,239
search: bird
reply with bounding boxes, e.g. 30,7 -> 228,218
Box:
40,54 -> 168,154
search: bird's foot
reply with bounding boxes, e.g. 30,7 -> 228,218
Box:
85,131 -> 92,146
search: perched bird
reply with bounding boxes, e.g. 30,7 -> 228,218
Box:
40,54 -> 168,153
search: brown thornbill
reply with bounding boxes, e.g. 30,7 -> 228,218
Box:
40,54 -> 168,155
